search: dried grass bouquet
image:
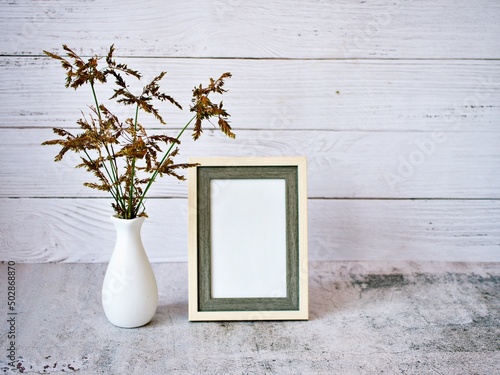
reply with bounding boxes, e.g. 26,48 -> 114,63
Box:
42,45 -> 235,219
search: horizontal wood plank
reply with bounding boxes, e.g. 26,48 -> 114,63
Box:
2,128 -> 499,199
1,58 -> 498,132
0,198 -> 498,263
1,0 -> 499,59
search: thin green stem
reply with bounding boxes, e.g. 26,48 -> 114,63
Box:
133,114 -> 196,217
89,80 -> 125,213
128,103 -> 140,219
90,79 -> 102,119
82,149 -> 120,204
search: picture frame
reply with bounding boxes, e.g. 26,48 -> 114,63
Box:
188,157 -> 308,321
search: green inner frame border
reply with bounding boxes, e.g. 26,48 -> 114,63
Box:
197,165 -> 300,312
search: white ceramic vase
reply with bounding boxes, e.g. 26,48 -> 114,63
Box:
102,215 -> 158,328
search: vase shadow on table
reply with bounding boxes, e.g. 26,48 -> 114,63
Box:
149,302 -> 189,326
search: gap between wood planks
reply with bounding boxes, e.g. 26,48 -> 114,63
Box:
2,54 -> 500,61
6,197 -> 500,201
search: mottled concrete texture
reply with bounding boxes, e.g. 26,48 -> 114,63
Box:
1,262 -> 499,374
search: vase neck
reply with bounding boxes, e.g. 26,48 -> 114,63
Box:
111,216 -> 145,239
110,216 -> 146,255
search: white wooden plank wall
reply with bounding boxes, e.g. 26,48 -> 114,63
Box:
0,0 -> 499,263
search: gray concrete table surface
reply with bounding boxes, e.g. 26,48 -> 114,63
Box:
1,261 -> 499,374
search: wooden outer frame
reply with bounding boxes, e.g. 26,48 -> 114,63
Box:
188,157 -> 308,321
